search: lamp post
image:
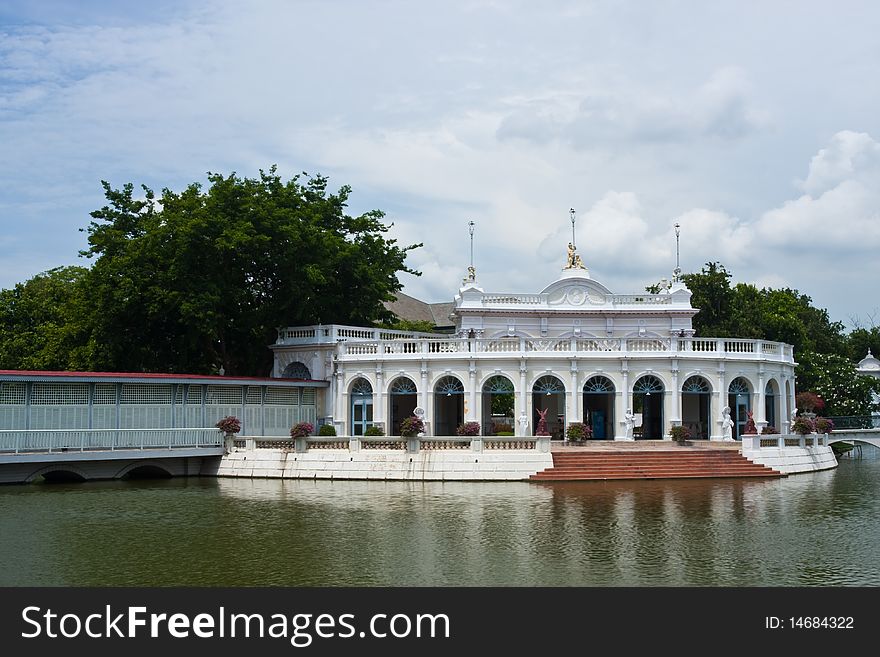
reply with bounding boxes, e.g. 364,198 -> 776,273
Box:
569,208 -> 576,249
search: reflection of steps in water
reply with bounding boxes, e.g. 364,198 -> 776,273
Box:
531,450 -> 783,481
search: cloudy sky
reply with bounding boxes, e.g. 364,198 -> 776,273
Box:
2,1 -> 880,327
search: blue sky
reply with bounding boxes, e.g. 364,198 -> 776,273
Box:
2,1 -> 880,327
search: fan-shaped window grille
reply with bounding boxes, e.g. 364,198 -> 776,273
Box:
434,376 -> 465,395
728,378 -> 750,395
633,375 -> 664,394
282,362 -> 312,379
483,375 -> 514,393
682,376 -> 711,393
584,376 -> 614,393
390,378 -> 417,394
351,378 -> 373,396
533,376 -> 565,394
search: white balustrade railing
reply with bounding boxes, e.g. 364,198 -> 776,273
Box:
0,428 -> 223,454
336,336 -> 792,362
741,433 -> 828,450
243,435 -> 547,453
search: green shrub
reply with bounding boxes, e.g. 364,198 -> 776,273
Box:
364,425 -> 384,436
318,424 -> 337,436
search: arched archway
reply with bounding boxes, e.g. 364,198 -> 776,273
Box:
728,377 -> 752,440
434,376 -> 465,436
633,375 -> 664,439
121,464 -> 173,480
583,375 -> 615,440
681,376 -> 711,440
349,378 -> 373,436
533,375 -> 565,439
482,375 -> 515,435
388,377 -> 418,436
765,380 -> 779,431
26,465 -> 89,483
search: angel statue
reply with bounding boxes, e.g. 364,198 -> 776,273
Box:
535,407 -> 551,436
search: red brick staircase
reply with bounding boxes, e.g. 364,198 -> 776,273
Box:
530,449 -> 783,481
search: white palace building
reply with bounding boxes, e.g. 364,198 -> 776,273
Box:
271,242 -> 797,442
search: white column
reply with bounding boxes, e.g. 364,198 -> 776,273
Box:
756,370 -> 766,430
570,360 -> 580,425
518,362 -> 528,437
420,364 -> 430,435
712,364 -> 726,441
468,362 -> 477,422
374,369 -> 384,429
335,370 -> 345,430
670,363 -> 680,425
615,361 -> 629,440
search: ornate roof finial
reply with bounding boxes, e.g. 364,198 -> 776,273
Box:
466,221 -> 476,282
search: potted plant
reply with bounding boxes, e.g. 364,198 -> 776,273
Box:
290,422 -> 314,438
566,422 -> 592,443
318,424 -> 337,436
670,424 -> 691,445
399,416 -> 424,438
814,417 -> 835,435
364,425 -> 385,437
791,416 -> 815,435
761,425 -> 779,435
216,415 -> 241,453
456,421 -> 481,436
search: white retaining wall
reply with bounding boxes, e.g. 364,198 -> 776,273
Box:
213,448 -> 553,481
741,434 -> 838,474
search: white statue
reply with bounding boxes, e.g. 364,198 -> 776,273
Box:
790,407 -> 798,429
413,407 -> 426,437
721,406 -> 734,441
518,411 -> 529,437
623,408 -> 635,439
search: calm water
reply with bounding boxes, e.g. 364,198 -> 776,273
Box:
2,454 -> 879,586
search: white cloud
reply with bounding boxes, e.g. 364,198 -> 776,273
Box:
497,66 -> 769,147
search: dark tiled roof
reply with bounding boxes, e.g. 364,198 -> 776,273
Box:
384,293 -> 455,328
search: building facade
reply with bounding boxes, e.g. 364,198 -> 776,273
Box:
271,250 -> 797,441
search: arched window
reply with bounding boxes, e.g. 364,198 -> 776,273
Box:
583,376 -> 614,393
633,375 -> 664,394
434,376 -> 465,395
282,361 -> 311,379
349,378 -> 373,436
682,376 -> 711,393
533,376 -> 565,394
390,378 -> 417,394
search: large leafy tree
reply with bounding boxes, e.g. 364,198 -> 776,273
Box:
79,168 -> 421,375
0,266 -> 93,370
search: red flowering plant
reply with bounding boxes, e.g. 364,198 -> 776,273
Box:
456,421 -> 481,436
216,416 -> 242,434
290,422 -> 314,438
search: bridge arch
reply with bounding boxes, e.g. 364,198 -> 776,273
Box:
114,461 -> 175,480
25,464 -> 89,483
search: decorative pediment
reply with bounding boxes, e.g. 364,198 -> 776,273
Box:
543,276 -> 612,307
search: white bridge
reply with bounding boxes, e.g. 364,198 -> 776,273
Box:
0,428 -> 224,484
826,428 -> 880,450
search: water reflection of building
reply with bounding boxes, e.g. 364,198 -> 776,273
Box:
273,243 -> 797,440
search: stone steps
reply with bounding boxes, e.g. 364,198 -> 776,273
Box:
530,450 -> 783,481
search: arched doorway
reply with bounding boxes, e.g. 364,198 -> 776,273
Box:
583,376 -> 615,440
389,377 -> 418,436
533,375 -> 565,439
728,377 -> 752,441
482,375 -> 515,435
633,375 -> 664,439
765,380 -> 779,431
350,378 -> 373,436
681,376 -> 711,440
434,376 -> 465,436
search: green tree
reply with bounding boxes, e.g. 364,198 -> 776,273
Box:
80,168 -> 421,375
795,351 -> 879,416
680,262 -> 736,336
0,266 -> 93,370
